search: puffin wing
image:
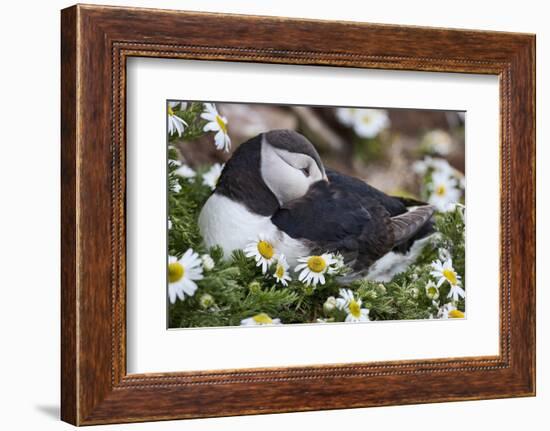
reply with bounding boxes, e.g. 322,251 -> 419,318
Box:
326,169 -> 435,253
271,181 -> 396,270
391,204 -> 435,246
272,180 -> 434,272
326,169 -> 409,216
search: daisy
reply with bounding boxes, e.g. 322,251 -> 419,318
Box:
437,303 -> 465,319
240,313 -> 282,326
421,130 -> 453,156
167,102 -> 188,137
425,280 -> 440,300
412,159 -> 430,175
430,258 -> 465,301
295,253 -> 336,286
428,171 -> 461,212
336,288 -> 370,323
273,255 -> 291,286
169,158 -> 182,168
336,287 -> 355,310
170,179 -> 182,194
167,249 -> 203,304
447,284 -> 466,302
202,163 -> 224,190
430,258 -> 461,288
429,157 -> 455,173
412,156 -> 455,176
201,103 -> 231,152
244,234 -> 277,274
174,164 -> 196,179
351,109 -> 390,138
459,175 -> 466,190
169,101 -> 187,111
335,107 -> 359,126
329,252 -> 346,274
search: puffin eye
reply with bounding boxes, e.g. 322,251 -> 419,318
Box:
300,167 -> 310,177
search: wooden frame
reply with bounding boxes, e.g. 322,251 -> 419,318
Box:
61,4 -> 536,425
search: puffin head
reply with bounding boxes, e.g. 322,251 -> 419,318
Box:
216,129 -> 326,216
260,130 -> 327,205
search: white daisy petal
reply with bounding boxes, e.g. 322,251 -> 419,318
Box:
201,103 -> 231,152
168,286 -> 177,304
240,313 -> 282,326
167,248 -> 204,303
203,122 -> 218,132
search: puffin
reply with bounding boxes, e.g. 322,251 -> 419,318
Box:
198,129 -> 435,281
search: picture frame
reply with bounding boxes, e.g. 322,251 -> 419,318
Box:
60,4 -> 535,425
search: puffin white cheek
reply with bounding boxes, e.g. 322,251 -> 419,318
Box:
308,162 -> 325,182
261,145 -> 310,204
268,164 -> 310,204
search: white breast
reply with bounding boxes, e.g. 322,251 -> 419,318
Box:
198,194 -> 310,267
366,236 -> 432,282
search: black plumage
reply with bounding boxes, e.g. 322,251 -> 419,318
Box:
216,134 -> 280,217
271,169 -> 434,272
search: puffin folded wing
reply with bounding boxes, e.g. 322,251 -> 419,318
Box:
271,181 -> 397,271
390,205 -> 435,246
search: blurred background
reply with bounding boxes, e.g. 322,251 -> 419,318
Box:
172,102 -> 465,200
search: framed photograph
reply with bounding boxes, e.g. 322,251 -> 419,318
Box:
61,4 -> 536,425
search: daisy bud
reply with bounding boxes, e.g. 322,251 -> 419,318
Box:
410,287 -> 419,298
425,281 -> 440,300
201,254 -> 215,271
302,285 -> 315,296
376,284 -> 386,295
199,293 -> 215,309
248,281 -> 262,294
323,296 -> 337,315
366,290 -> 378,300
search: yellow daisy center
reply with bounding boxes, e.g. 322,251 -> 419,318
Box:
435,185 -> 446,196
362,116 -> 371,124
216,115 -> 227,134
307,256 -> 327,273
443,268 -> 458,285
449,309 -> 465,318
275,264 -> 285,279
168,262 -> 185,283
257,240 -> 274,259
168,106 -> 174,116
349,300 -> 361,318
427,286 -> 438,297
252,313 -> 273,324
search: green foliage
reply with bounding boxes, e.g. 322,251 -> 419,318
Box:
168,163 -> 210,256
168,102 -> 208,143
